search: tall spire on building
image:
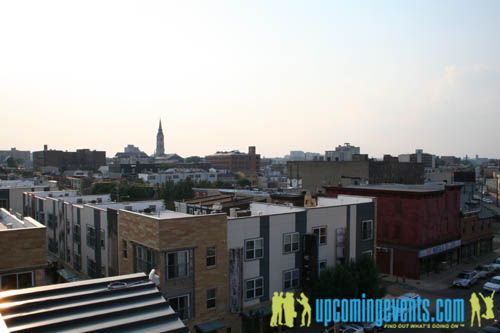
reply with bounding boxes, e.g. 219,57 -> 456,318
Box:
155,119 -> 165,157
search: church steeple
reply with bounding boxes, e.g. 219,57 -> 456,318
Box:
155,119 -> 165,157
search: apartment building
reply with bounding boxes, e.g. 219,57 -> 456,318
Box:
23,190 -> 164,280
0,179 -> 57,214
226,196 -> 375,332
206,146 -> 260,173
0,208 -> 47,291
138,168 -> 218,185
117,209 -> 230,333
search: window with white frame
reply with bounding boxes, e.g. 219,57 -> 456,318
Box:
245,238 -> 263,260
168,294 -> 190,320
245,277 -> 263,300
313,226 -> 327,245
0,271 -> 34,290
207,288 -> 216,309
283,232 -> 300,254
206,246 -> 216,268
361,220 -> 373,240
167,250 -> 191,279
362,250 -> 373,258
283,269 -> 299,290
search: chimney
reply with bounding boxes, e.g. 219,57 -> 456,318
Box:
248,146 -> 256,155
44,144 -> 48,151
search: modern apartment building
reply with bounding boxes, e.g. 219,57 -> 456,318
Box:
226,196 -> 375,332
0,208 -> 47,291
0,179 -> 57,214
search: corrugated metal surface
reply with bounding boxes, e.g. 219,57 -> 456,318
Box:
0,273 -> 189,333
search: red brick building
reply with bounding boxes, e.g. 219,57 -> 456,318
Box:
206,146 -> 260,173
324,184 -> 462,279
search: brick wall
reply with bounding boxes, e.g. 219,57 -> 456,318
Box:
0,227 -> 47,274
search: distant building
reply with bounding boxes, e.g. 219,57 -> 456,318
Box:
398,149 -> 436,169
0,148 -> 31,168
0,273 -> 188,333
439,155 -> 461,166
287,151 -> 323,161
0,208 -> 47,291
139,168 -> 217,185
325,143 -> 360,161
206,146 -> 260,173
33,145 -> 106,171
287,156 -> 425,194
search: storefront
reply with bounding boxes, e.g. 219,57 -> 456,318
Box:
418,239 -> 461,276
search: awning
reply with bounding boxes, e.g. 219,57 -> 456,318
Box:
241,304 -> 272,319
195,320 -> 224,333
57,269 -> 81,282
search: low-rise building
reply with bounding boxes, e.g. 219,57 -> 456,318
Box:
0,179 -> 57,214
139,168 -> 218,185
0,208 -> 47,291
206,146 -> 260,173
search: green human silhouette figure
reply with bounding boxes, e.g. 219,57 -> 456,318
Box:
283,292 -> 297,328
270,292 -> 283,327
296,292 -> 311,327
470,292 -> 481,327
480,291 -> 495,320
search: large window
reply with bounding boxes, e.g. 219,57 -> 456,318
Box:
313,226 -> 327,245
207,288 -> 216,309
283,232 -> 300,254
318,260 -> 327,275
283,269 -> 299,290
361,220 -> 373,241
245,238 -> 263,260
206,246 -> 216,268
135,244 -> 156,274
0,272 -> 34,291
169,294 -> 190,320
86,225 -> 96,248
245,277 -> 263,300
166,250 -> 191,279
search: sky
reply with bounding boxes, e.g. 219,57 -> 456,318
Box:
1,1 -> 499,159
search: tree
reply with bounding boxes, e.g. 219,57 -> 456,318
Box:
311,256 -> 385,301
160,179 -> 195,209
237,178 -> 251,187
184,156 -> 202,163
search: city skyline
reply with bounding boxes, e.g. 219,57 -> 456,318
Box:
1,1 -> 499,158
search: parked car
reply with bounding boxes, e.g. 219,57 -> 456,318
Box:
477,264 -> 496,279
452,270 -> 479,288
483,198 -> 494,204
484,276 -> 500,292
491,258 -> 500,271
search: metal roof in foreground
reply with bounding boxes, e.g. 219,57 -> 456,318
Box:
0,273 -> 189,333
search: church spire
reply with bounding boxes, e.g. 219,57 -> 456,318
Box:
155,119 -> 165,157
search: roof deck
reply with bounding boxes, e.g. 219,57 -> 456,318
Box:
0,209 -> 43,230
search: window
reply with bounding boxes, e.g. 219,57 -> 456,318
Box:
206,246 -> 216,268
134,244 -> 156,274
169,294 -> 190,320
361,220 -> 373,240
0,272 -> 34,291
167,250 -> 191,279
313,226 -> 327,245
100,229 -> 105,248
86,225 -> 96,248
283,269 -> 299,290
87,257 -> 99,278
245,277 -> 263,300
207,288 -> 216,309
245,238 -> 263,260
283,232 -> 300,254
122,240 -> 128,258
318,260 -> 327,275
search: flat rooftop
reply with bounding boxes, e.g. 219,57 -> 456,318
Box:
326,183 -> 453,193
0,273 -> 188,333
0,209 -> 42,230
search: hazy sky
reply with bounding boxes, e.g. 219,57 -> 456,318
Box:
1,1 -> 499,158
